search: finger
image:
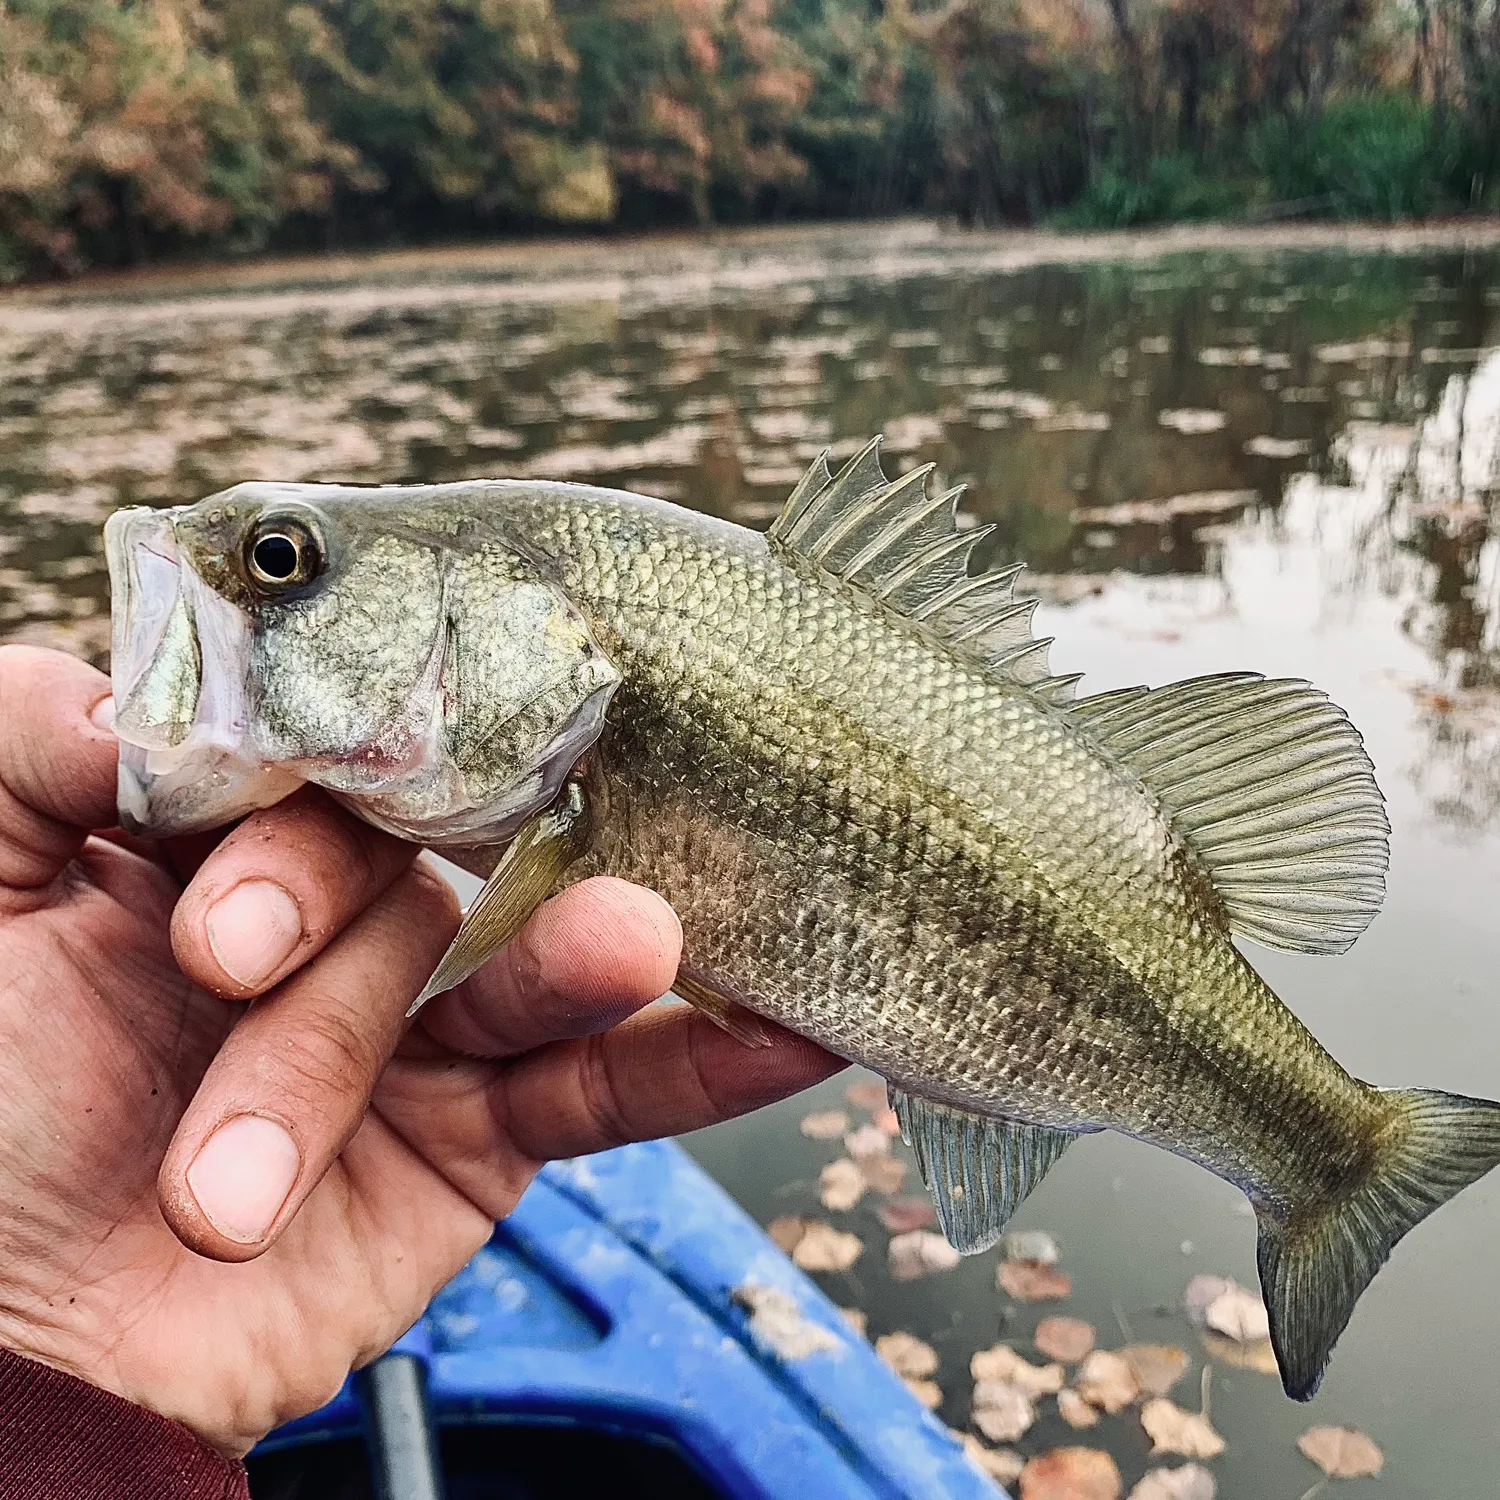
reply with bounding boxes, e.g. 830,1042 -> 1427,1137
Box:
0,646 -> 117,892
158,859 -> 459,1262
416,877 -> 682,1059
375,1005 -> 843,1219
171,787 -> 421,998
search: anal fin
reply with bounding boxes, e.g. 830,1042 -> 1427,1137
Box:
890,1087 -> 1078,1254
407,778 -> 592,1017
673,969 -> 779,1050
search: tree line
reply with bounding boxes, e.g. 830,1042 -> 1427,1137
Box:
3,0 -> 1500,279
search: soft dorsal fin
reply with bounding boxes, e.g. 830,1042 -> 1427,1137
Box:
769,438 -> 1072,697
1070,673 -> 1389,954
889,1086 -> 1080,1254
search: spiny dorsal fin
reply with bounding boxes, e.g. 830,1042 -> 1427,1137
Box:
889,1086 -> 1079,1254
1070,673 -> 1389,955
770,438 -> 1075,697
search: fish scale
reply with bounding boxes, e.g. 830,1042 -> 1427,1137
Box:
104,438 -> 1500,1402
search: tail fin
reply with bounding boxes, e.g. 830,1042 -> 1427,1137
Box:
1258,1087 -> 1500,1401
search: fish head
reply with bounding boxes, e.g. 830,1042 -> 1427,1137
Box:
105,483 -> 621,845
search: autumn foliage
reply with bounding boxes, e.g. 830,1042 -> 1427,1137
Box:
3,0 -> 1500,276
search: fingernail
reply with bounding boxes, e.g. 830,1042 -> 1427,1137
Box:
186,1115 -> 300,1244
89,695 -> 115,732
206,880 -> 302,988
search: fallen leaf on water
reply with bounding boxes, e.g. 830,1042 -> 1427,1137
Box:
838,1307 -> 868,1338
971,1380 -> 1037,1443
1200,1332 -> 1278,1375
1182,1274 -> 1239,1327
1019,1446 -> 1123,1500
1002,1229 -> 1061,1264
872,1106 -> 903,1136
877,1196 -> 938,1233
799,1108 -> 850,1140
877,1331 -> 939,1379
767,1215 -> 810,1254
844,1123 -> 891,1161
1203,1285 -> 1269,1344
845,1079 -> 888,1112
860,1153 -> 909,1195
889,1229 -> 961,1281
998,1260 -> 1072,1301
1297,1425 -> 1384,1479
792,1222 -> 864,1273
904,1376 -> 943,1409
1036,1316 -> 1096,1363
1140,1399 -> 1225,1460
819,1158 -> 866,1212
1121,1344 -> 1190,1397
1127,1463 -> 1216,1500
1074,1351 -> 1140,1413
732,1283 -> 843,1361
962,1435 -> 1026,1484
971,1344 -> 1065,1396
1057,1388 -> 1100,1429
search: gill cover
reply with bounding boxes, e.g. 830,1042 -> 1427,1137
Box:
106,487 -> 622,846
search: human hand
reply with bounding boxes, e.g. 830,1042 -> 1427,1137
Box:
0,645 -> 840,1457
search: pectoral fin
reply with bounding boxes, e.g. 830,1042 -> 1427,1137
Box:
890,1087 -> 1079,1254
407,779 -> 592,1017
672,969 -> 779,1049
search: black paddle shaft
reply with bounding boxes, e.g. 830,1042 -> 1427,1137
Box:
356,1352 -> 447,1500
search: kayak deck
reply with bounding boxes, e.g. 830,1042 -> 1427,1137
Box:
251,1139 -> 1003,1499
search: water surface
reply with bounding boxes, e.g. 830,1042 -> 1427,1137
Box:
4,221 -> 1499,1498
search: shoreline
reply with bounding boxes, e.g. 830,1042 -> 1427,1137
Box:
4,216 -> 1500,323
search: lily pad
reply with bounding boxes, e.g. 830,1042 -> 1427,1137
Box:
1297,1425 -> 1384,1479
1035,1316 -> 1096,1364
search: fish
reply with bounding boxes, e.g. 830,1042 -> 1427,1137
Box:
104,438 -> 1500,1401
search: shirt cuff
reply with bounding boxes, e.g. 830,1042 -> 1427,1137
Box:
0,1347 -> 248,1500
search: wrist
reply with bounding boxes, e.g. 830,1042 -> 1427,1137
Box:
0,1346 -> 248,1499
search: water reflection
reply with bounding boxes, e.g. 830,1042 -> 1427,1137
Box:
4,232 -> 1500,834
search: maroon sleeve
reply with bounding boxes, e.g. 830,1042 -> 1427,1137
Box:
0,1348 -> 248,1500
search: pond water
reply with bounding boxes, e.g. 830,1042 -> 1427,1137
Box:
4,220 -> 1500,1498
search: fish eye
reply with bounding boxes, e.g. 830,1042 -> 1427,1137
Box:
245,517 -> 322,591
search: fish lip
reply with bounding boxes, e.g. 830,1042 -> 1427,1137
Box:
105,505 -> 304,836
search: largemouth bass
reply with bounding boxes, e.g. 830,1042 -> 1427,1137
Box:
104,440 -> 1500,1400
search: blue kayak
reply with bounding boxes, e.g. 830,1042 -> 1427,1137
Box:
250,1139 -> 1005,1500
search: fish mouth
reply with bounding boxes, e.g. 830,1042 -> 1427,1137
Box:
104,507 -> 302,836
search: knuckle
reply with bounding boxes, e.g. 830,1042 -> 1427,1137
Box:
282,999 -> 386,1097
574,1035 -> 634,1151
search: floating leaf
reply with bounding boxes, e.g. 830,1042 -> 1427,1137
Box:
845,1079 -> 888,1113
1074,1351 -> 1140,1414
998,1260 -> 1072,1302
1203,1285 -> 1269,1344
843,1123 -> 891,1161
962,1436 -> 1025,1484
1057,1389 -> 1100,1429
877,1196 -> 938,1234
1121,1344 -> 1190,1397
889,1230 -> 962,1281
1140,1399 -> 1225,1460
1019,1446 -> 1123,1500
767,1215 -> 810,1254
1297,1426 -> 1384,1479
819,1158 -> 866,1212
971,1381 -> 1037,1443
872,1106 -> 902,1136
1158,408 -> 1227,435
972,1344 -> 1065,1396
791,1221 -> 864,1273
1036,1316 -> 1096,1364
860,1152 -> 908,1195
1002,1229 -> 1060,1264
877,1331 -> 939,1379
799,1108 -> 850,1140
838,1306 -> 868,1338
904,1376 -> 943,1410
1200,1332 -> 1278,1375
732,1284 -> 843,1361
1182,1275 -> 1237,1327
1127,1463 -> 1216,1500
